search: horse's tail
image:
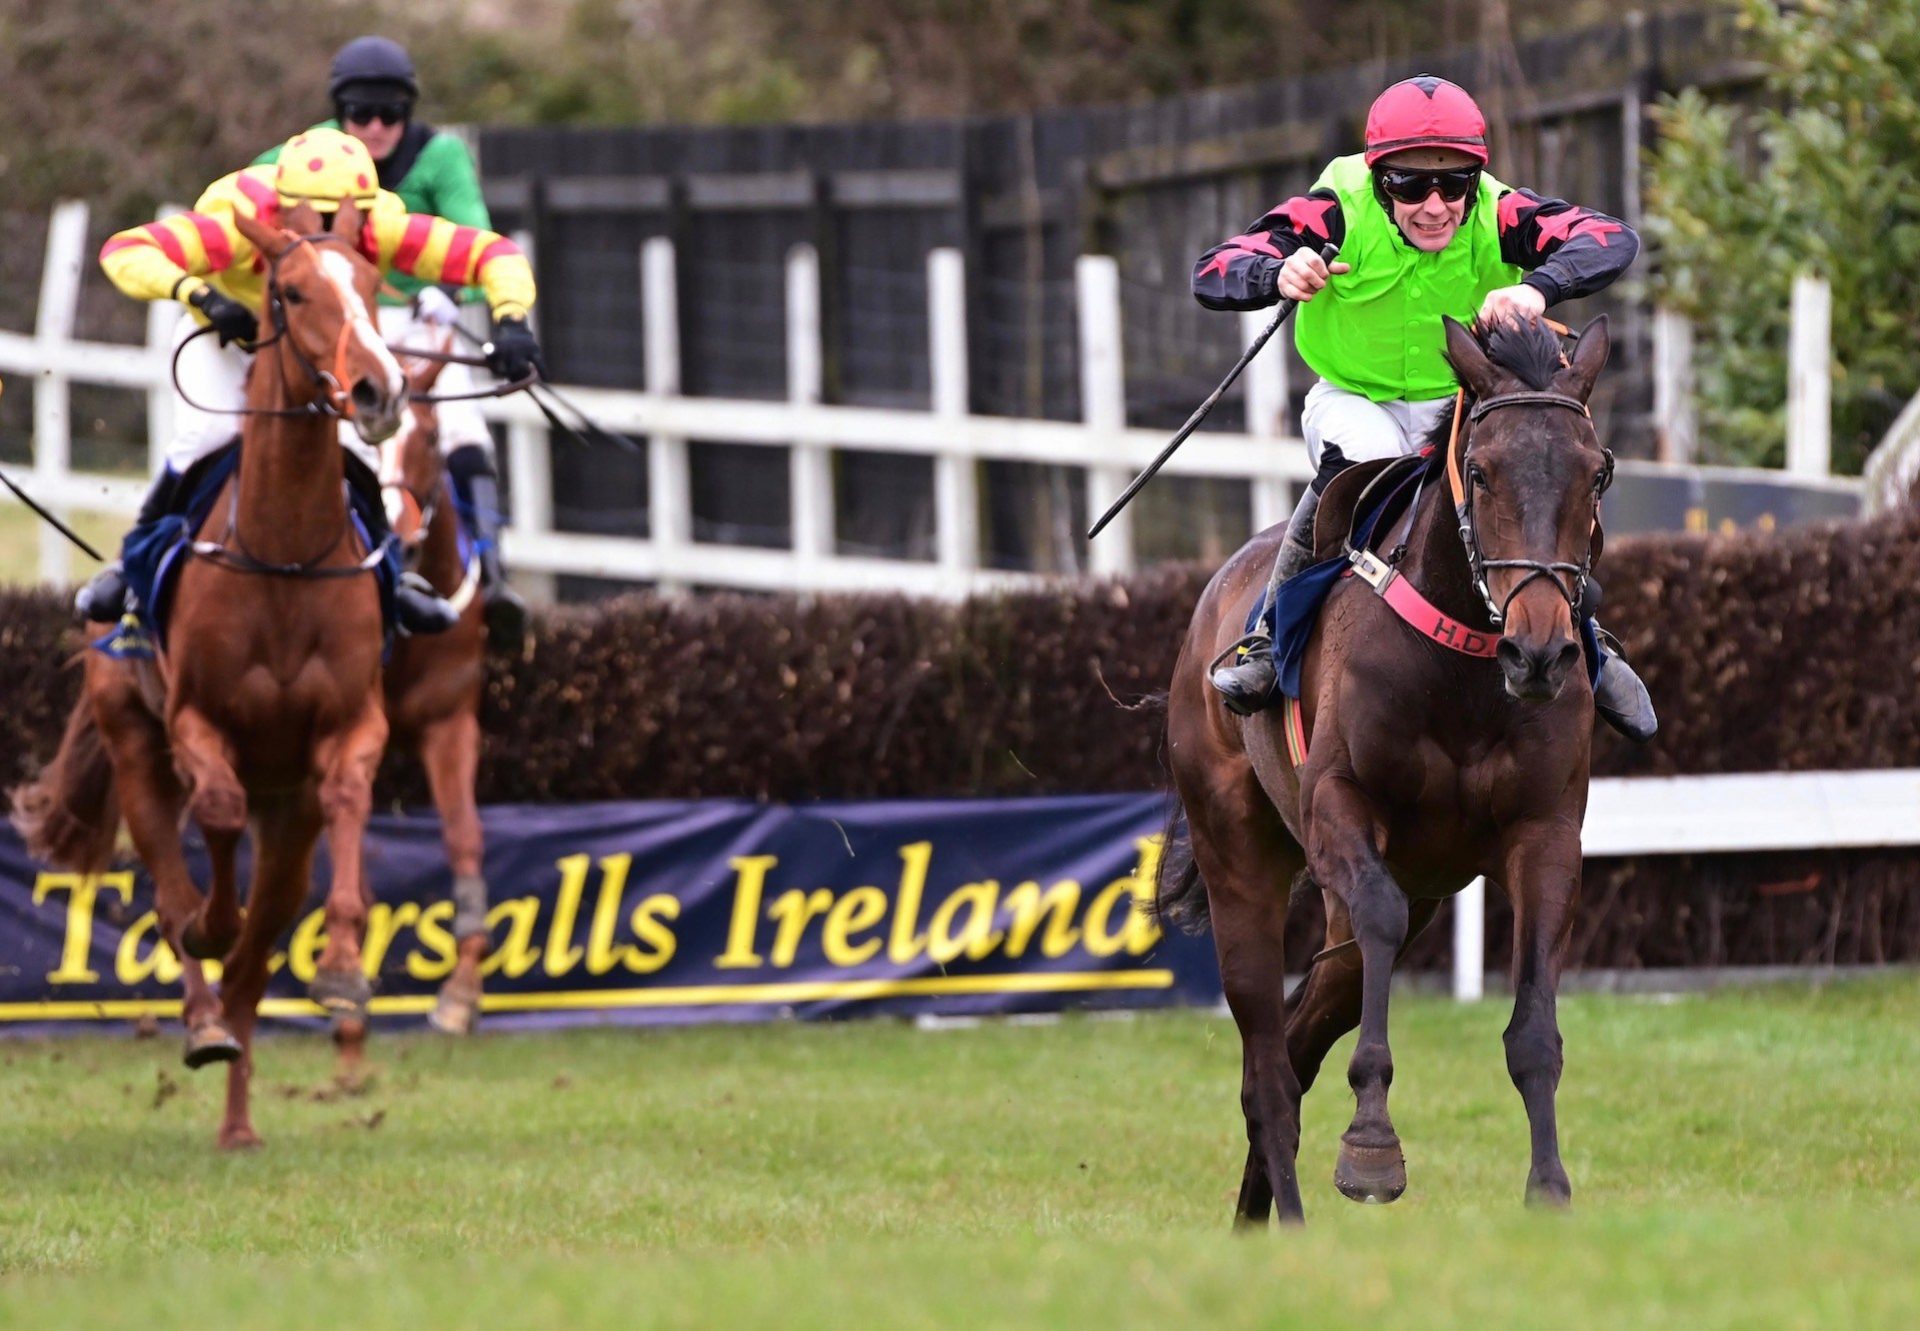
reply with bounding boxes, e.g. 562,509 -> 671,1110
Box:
9,695 -> 119,874
1152,800 -> 1210,934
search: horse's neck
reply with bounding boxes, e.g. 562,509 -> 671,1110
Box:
235,345 -> 347,563
420,482 -> 465,591
1401,472 -> 1499,636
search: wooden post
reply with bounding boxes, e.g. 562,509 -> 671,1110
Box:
1453,876 -> 1486,1003
503,226 -> 556,603
1077,254 -> 1133,577
1652,307 -> 1696,465
1242,306 -> 1294,532
1786,273 -> 1832,478
787,243 -> 833,569
929,247 -> 977,591
644,235 -> 690,595
34,200 -> 87,585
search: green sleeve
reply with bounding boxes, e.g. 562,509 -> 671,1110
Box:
412,134 -> 492,231
251,120 -> 337,169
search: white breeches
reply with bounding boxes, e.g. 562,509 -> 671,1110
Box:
1300,379 -> 1457,475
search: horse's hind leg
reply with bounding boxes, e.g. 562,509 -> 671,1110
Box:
1501,827 -> 1582,1208
1285,892 -> 1442,1094
1183,796 -> 1309,1228
170,706 -> 246,960
312,704 -> 390,1083
420,713 -> 487,1035
1304,776 -> 1410,1205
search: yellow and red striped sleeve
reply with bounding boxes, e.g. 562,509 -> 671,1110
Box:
371,199 -> 534,319
98,171 -> 264,306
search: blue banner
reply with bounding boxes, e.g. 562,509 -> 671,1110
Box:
0,796 -> 1221,1034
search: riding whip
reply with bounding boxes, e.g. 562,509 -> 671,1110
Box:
0,381 -> 105,561
1086,242 -> 1340,541
445,323 -> 641,456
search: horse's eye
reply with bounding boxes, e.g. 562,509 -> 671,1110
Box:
1468,464 -> 1489,490
282,287 -> 305,306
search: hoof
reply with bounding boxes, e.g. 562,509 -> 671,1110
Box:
1525,1175 -> 1573,1209
218,1125 -> 263,1151
428,979 -> 482,1035
1334,1137 -> 1407,1205
309,968 -> 373,1022
182,1024 -> 242,1070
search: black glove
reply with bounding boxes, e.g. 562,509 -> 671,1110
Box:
485,316 -> 544,382
189,286 -> 258,347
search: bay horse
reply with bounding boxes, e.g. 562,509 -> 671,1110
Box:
379,343 -> 493,1034
1159,314 -> 1614,1224
12,204 -> 406,1148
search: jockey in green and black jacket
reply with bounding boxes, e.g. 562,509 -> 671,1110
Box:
1192,74 -> 1654,742
253,35 -> 529,651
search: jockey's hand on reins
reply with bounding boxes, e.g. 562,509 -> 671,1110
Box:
191,288 -> 259,348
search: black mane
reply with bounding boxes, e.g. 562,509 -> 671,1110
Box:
1419,315 -> 1569,454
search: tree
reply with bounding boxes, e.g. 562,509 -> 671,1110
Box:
1646,0 -> 1920,474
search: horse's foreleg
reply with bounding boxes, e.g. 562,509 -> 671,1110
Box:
215,795 -> 319,1151
170,706 -> 245,960
312,706 -> 389,1079
1285,893 -> 1441,1095
419,712 -> 488,1035
1305,775 -> 1409,1205
1501,826 -> 1582,1208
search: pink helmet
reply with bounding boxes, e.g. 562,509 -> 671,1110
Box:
1364,76 -> 1489,166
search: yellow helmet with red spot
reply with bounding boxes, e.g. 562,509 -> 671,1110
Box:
274,128 -> 379,213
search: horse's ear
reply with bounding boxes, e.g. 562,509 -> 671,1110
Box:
234,210 -> 295,260
1442,316 -> 1501,398
332,199 -> 368,253
1559,314 -> 1610,403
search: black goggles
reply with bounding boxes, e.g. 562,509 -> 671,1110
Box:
340,100 -> 411,127
1375,166 -> 1480,205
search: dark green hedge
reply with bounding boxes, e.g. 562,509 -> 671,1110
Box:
6,506 -> 1919,967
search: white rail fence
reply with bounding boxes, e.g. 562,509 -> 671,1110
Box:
0,202 -> 1854,598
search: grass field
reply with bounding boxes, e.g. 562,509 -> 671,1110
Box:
3,978 -> 1918,1328
0,501 -> 126,588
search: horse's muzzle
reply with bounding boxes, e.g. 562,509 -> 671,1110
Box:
1497,634 -> 1581,703
350,380 -> 408,445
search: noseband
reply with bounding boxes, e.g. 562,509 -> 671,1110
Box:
1446,389 -> 1614,627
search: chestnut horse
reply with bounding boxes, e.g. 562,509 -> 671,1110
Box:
379,343 -> 493,1034
1158,314 -> 1615,1224
13,206 -> 406,1147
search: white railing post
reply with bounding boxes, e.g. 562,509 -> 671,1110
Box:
503,227 -> 555,603
1786,273 -> 1832,479
1077,255 -> 1132,577
1652,306 -> 1696,465
787,244 -> 832,569
929,248 -> 976,590
1453,876 -> 1486,1002
33,201 -> 88,585
643,236 -> 690,594
1242,307 -> 1294,532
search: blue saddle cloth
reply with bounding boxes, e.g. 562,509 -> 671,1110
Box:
1247,458 -> 1604,701
103,445 -> 398,656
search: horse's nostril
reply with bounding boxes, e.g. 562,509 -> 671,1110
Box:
351,379 -> 382,413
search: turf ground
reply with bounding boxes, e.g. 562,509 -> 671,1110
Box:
2,977 -> 1917,1328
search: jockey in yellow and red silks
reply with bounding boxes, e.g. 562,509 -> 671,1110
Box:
79,128 -> 542,635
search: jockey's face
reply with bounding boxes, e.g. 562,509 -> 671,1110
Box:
339,100 -> 408,162
1381,147 -> 1480,253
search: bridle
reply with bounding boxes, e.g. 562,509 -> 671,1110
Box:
1444,387 -> 1614,627
171,232 -> 378,421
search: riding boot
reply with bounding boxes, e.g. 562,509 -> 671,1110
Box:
344,455 -> 459,636
74,469 -> 182,623
1590,624 -> 1658,743
1209,486 -> 1323,716
446,444 -> 529,651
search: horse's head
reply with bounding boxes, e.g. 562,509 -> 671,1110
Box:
1442,313 -> 1613,704
234,206 -> 408,443
378,345 -> 450,541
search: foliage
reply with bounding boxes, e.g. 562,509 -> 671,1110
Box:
1647,0 -> 1920,472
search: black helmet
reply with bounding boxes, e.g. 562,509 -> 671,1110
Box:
328,35 -> 418,101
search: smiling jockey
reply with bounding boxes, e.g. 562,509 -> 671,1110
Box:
1193,74 -> 1656,742
77,127 -> 544,636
